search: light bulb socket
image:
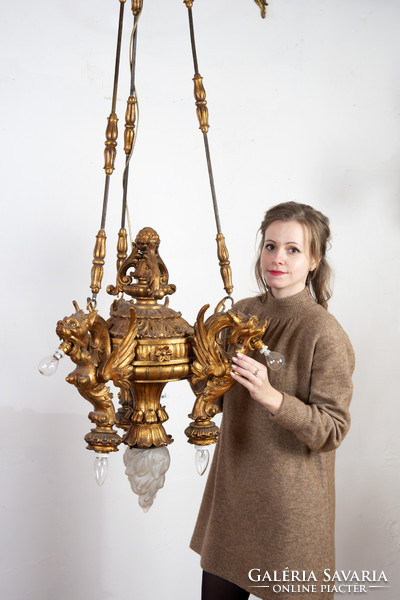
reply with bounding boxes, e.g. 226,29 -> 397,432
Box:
53,349 -> 65,361
261,347 -> 271,356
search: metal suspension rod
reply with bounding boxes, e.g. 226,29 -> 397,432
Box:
184,2 -> 233,297
202,131 -> 222,234
121,15 -> 139,229
90,0 -> 126,300
108,2 -> 143,296
111,1 -> 126,115
187,7 -> 199,75
101,176 -> 111,230
100,0 -> 126,229
187,6 -> 221,234
130,16 -> 139,97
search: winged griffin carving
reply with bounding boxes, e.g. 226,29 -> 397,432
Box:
186,304 -> 267,445
55,301 -> 138,452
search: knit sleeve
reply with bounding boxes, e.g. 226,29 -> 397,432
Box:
270,324 -> 355,452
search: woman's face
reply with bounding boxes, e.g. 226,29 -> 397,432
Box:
261,220 -> 317,299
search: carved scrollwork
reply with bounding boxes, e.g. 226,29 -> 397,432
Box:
185,303 -> 268,445
108,227 -> 176,300
107,297 -> 193,341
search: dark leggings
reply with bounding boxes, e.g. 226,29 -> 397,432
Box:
202,570 -> 250,600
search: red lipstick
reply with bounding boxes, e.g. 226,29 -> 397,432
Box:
268,270 -> 286,276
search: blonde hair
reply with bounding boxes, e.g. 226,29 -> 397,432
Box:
255,201 -> 332,309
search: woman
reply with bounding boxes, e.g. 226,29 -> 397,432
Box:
190,202 -> 355,600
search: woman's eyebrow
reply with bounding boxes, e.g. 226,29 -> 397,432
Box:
265,238 -> 303,247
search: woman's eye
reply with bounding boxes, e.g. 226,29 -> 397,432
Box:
264,244 -> 274,251
289,247 -> 300,253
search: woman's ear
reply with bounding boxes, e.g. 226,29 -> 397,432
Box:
310,256 -> 320,272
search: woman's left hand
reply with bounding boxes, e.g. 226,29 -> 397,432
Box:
231,353 -> 283,415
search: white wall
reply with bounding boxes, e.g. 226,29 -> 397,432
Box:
1,0 -> 399,598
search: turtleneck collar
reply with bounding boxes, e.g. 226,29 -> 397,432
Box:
262,286 -> 317,317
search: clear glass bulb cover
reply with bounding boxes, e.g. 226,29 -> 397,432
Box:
94,453 -> 108,487
259,345 -> 285,371
38,349 -> 65,376
265,352 -> 285,371
195,446 -> 210,476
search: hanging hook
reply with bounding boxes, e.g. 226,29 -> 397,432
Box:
214,296 -> 234,314
87,296 -> 97,311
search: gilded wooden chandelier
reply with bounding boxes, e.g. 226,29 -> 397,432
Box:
39,0 -> 282,510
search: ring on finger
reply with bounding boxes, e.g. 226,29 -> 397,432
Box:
254,368 -> 259,377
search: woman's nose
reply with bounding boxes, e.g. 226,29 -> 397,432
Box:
273,248 -> 285,264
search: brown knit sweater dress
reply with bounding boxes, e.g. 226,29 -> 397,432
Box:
190,288 -> 355,600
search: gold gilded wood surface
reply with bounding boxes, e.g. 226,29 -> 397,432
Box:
104,112 -> 118,174
216,233 -> 233,296
108,227 -> 176,299
116,387 -> 134,430
107,298 -> 193,340
68,228 -> 194,450
185,304 -> 268,445
123,382 -> 172,447
107,227 -> 193,447
131,0 -> 142,15
124,95 -> 137,155
105,227 -> 128,304
90,229 -> 106,295
116,227 -> 128,273
193,73 -> 209,133
107,295 -> 193,447
56,302 -> 138,453
254,0 -> 268,18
